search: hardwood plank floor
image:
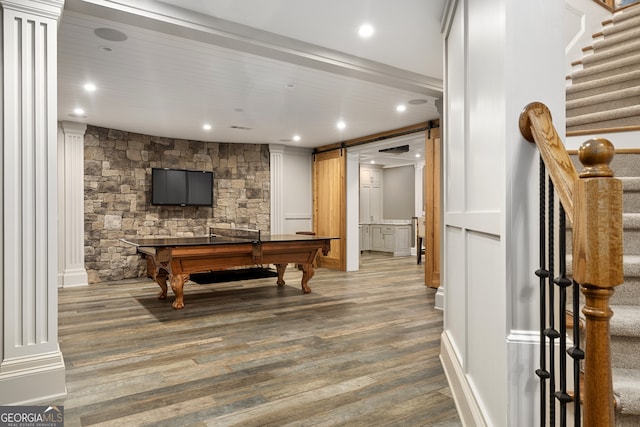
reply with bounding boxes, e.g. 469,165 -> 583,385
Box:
55,252 -> 461,426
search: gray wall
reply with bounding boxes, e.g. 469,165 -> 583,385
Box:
382,165 -> 415,219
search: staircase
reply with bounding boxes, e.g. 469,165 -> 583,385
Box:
610,152 -> 640,427
565,4 -> 640,425
566,4 -> 640,133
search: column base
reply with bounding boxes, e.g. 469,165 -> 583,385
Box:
62,268 -> 88,287
0,349 -> 67,405
435,286 -> 445,310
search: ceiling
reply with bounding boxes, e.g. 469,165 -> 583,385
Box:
58,0 -> 445,166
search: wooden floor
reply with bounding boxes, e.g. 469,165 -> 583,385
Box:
55,253 -> 461,427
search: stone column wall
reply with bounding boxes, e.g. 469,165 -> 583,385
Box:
84,125 -> 270,283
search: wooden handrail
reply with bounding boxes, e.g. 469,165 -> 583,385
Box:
519,102 -> 579,223
519,102 -> 624,427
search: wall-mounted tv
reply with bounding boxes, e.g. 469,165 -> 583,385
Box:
151,168 -> 213,206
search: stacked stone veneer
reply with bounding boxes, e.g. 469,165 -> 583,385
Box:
84,126 -> 270,283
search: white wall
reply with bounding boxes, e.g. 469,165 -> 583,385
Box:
564,0 -> 611,76
440,0 -> 565,425
383,166 -> 415,219
282,147 -> 314,234
270,145 -> 314,234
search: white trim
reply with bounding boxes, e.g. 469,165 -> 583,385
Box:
435,287 -> 445,310
269,144 -> 285,234
346,151 -> 360,271
59,121 -> 88,288
440,331 -> 488,427
0,350 -> 66,405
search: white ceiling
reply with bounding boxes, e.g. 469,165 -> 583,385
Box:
58,0 -> 445,166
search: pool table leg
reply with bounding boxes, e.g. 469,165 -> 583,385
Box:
299,263 -> 314,293
170,274 -> 189,309
155,271 -> 169,300
275,263 -> 287,286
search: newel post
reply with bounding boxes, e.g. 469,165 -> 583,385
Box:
572,138 -> 624,427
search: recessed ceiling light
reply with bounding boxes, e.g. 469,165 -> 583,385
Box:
98,46 -> 113,52
94,27 -> 128,42
370,160 -> 376,164
203,124 -> 212,131
396,104 -> 406,112
408,98 -> 428,105
336,120 -> 346,130
84,83 -> 96,92
293,135 -> 301,142
69,108 -> 87,118
358,24 -> 374,38
415,154 -> 421,158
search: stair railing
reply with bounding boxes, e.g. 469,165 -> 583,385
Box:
519,102 -> 624,426
592,0 -> 640,12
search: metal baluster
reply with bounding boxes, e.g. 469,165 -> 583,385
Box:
554,205 -> 573,425
546,177 -> 559,427
536,158 -> 550,426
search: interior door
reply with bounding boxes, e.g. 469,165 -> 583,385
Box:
425,130 -> 441,288
313,149 -> 346,270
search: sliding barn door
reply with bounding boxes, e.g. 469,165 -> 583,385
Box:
425,130 -> 441,288
313,149 -> 346,270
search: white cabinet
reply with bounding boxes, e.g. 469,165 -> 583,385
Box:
393,225 -> 411,256
363,223 -> 411,256
360,166 -> 382,223
359,225 -> 370,251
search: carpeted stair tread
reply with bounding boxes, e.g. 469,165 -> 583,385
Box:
620,178 -> 640,213
623,255 -> 640,277
582,38 -> 640,66
603,11 -> 640,38
567,85 -> 640,109
566,86 -> 640,118
592,26 -> 640,53
566,104 -> 640,129
570,52 -> 640,82
613,368 -> 640,415
611,305 -> 640,337
612,3 -> 640,23
620,177 -> 640,189
567,70 -> 640,96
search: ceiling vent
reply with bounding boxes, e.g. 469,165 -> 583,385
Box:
230,125 -> 252,130
378,144 -> 409,154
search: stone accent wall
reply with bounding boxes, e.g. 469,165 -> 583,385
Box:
84,126 -> 270,283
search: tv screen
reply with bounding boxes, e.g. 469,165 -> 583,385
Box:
152,168 -> 213,206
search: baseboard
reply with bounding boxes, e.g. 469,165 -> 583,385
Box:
0,349 -> 67,405
62,268 -> 88,287
440,331 -> 488,427
435,287 -> 445,310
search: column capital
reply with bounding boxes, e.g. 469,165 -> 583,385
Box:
60,121 -> 88,135
269,144 -> 286,154
0,0 -> 64,20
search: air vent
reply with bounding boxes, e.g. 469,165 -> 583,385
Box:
379,145 -> 410,154
230,125 -> 252,130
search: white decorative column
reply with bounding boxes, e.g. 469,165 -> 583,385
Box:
414,160 -> 425,216
413,160 -> 425,257
59,121 -> 88,288
269,144 -> 285,234
0,0 -> 66,404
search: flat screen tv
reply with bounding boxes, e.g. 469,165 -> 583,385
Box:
151,168 -> 213,206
